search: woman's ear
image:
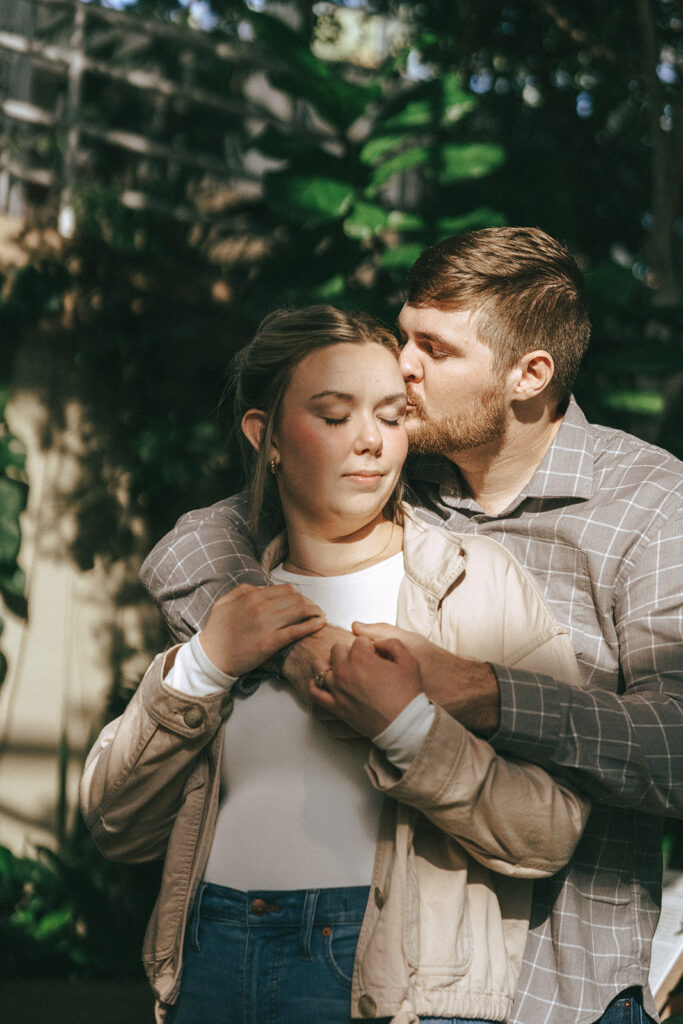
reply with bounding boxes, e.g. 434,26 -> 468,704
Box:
241,409 -> 268,453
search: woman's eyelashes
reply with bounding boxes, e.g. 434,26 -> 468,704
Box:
321,412 -> 405,428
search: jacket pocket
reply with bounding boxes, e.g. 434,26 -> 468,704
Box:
407,827 -> 473,978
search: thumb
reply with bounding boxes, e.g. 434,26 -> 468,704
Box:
352,620 -> 395,640
372,637 -> 408,663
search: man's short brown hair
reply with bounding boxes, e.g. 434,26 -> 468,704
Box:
405,227 -> 591,401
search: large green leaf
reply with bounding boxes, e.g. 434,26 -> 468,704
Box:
264,173 -> 355,224
600,390 -> 664,416
380,243 -> 424,269
438,143 -> 506,183
367,146 -> 431,194
383,99 -> 435,131
360,134 -> 405,167
388,210 -> 425,232
437,208 -> 508,235
343,201 -> 390,241
381,76 -> 475,132
311,275 -> 347,299
441,74 -> 477,125
251,13 -> 380,132
33,906 -> 73,940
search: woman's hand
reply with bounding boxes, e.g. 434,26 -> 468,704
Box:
199,583 -> 326,678
310,635 -> 423,738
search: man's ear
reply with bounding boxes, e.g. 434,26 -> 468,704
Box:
241,409 -> 269,453
510,350 -> 555,401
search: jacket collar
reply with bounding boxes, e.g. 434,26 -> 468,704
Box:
401,511 -> 466,601
259,509 -> 466,605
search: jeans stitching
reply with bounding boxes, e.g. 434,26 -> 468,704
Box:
323,924 -> 358,985
190,881 -> 207,952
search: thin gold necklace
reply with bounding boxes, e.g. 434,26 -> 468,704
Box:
284,522 -> 399,577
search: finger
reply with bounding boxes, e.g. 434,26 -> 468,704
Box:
329,642 -> 349,674
264,588 -> 324,620
215,583 -> 257,606
370,637 -> 408,663
348,635 -> 377,665
277,615 -> 327,647
309,677 -> 337,710
351,621 -> 395,639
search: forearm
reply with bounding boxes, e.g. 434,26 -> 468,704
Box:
140,489 -> 280,641
423,656 -> 501,737
490,665 -> 683,816
367,706 -> 590,877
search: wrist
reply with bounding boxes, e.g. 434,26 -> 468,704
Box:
427,657 -> 500,737
197,631 -> 240,681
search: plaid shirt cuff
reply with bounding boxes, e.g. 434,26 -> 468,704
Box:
266,640 -> 298,678
489,663 -> 564,764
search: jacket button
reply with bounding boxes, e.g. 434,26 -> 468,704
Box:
220,696 -> 234,720
374,887 -> 384,910
358,994 -> 376,1017
183,707 -> 203,728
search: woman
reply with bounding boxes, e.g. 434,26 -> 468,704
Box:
80,306 -> 590,1024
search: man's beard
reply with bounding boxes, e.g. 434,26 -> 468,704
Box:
406,384 -> 507,455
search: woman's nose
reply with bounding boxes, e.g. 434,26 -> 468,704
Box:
354,418 -> 382,455
399,340 -> 422,382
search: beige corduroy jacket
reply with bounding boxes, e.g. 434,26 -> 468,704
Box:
80,514 -> 590,1024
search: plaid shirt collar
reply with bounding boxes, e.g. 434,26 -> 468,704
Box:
409,396 -> 595,514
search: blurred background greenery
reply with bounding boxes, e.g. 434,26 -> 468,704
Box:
0,0 -> 681,1005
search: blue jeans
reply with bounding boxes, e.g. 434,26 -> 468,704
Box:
166,882 -> 498,1024
592,988 -> 655,1024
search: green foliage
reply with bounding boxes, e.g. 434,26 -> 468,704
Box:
241,20 -> 507,319
251,11 -> 382,133
0,264 -> 57,679
0,832 -> 160,979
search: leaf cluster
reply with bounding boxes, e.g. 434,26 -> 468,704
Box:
0,832 -> 160,979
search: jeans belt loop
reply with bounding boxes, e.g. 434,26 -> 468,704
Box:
190,881 -> 208,952
299,889 -> 320,961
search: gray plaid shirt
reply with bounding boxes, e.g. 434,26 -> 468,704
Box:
141,398 -> 683,1024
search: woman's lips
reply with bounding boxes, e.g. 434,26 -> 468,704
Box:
343,471 -> 384,483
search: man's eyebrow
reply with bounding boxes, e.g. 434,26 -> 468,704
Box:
413,330 -> 454,347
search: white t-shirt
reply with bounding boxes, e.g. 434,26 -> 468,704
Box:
167,551 -> 434,890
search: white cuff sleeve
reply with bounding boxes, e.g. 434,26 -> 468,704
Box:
165,633 -> 238,698
372,693 -> 435,773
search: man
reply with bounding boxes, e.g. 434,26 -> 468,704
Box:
141,227 -> 683,1024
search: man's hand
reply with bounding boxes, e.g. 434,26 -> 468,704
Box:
199,584 -> 326,678
351,621 -> 501,737
310,636 -> 423,739
281,623 -> 355,706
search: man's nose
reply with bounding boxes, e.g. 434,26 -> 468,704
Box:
399,340 -> 422,382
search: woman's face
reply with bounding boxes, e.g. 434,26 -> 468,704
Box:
271,342 -> 407,537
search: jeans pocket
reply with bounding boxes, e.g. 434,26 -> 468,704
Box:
322,923 -> 360,985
